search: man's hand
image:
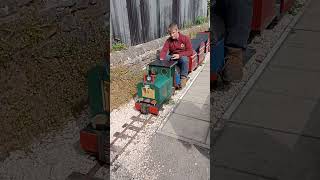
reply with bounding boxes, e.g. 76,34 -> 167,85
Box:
171,54 -> 180,60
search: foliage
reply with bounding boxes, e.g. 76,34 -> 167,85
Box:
183,21 -> 193,29
110,65 -> 144,110
195,16 -> 208,25
112,42 -> 127,52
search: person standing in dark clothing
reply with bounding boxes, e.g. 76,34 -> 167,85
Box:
212,0 -> 253,82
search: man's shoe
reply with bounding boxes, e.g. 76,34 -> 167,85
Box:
181,77 -> 188,88
222,47 -> 244,83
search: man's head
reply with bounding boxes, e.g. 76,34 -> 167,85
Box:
168,23 -> 179,40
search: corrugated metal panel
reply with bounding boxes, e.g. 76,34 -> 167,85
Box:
111,0 -> 208,46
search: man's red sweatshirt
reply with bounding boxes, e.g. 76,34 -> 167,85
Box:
159,32 -> 193,60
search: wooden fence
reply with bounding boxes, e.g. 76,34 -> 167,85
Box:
111,0 -> 208,46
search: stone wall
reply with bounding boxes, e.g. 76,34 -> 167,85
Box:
0,0 -> 108,155
110,23 -> 209,67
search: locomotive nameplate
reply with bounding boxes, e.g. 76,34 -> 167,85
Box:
142,86 -> 155,99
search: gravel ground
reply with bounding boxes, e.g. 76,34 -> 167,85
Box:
0,108 -> 97,180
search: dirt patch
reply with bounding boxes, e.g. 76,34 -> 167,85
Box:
110,65 -> 145,110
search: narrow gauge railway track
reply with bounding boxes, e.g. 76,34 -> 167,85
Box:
67,113 -> 155,180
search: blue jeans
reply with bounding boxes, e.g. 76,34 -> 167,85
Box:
165,55 -> 189,77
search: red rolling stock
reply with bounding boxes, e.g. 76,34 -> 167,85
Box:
198,41 -> 206,65
251,0 -> 277,32
188,50 -> 198,72
280,0 -> 294,14
197,31 -> 210,53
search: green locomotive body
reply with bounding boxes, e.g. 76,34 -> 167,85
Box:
135,60 -> 177,115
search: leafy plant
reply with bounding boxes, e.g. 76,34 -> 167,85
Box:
111,42 -> 127,52
184,21 -> 193,29
195,16 -> 208,25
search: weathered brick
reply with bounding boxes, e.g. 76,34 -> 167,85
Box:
17,0 -> 33,7
61,15 -> 76,32
39,6 -> 58,23
0,5 -> 9,17
76,0 -> 89,10
58,0 -> 76,8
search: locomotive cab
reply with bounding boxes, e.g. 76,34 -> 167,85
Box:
79,63 -> 109,163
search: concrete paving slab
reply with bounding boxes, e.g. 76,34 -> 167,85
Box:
270,45 -> 320,71
183,93 -> 210,105
198,71 -> 210,80
202,62 -> 210,68
198,69 -> 210,76
230,90 -> 317,135
191,74 -> 210,85
284,30 -> 320,50
202,68 -> 210,72
253,66 -> 320,99
187,83 -> 209,95
214,123 -> 297,179
300,99 -> 320,138
140,134 -> 209,180
190,76 -> 210,87
295,13 -> 320,31
295,0 -> 320,30
161,113 -> 210,143
174,100 -> 210,122
214,123 -> 320,180
213,166 -> 270,180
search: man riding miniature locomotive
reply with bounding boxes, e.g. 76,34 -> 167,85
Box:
159,22 -> 193,88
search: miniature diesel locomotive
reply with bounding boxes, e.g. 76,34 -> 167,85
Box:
79,64 -> 109,162
135,31 -> 210,115
135,60 -> 177,115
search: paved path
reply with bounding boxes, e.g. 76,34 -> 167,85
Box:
213,0 -> 320,179
143,53 -> 211,180
158,54 -> 210,149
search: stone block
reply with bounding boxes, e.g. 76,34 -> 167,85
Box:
0,5 -> 9,17
58,0 -> 76,8
134,45 -> 145,57
17,0 -> 33,7
161,113 -> 210,143
89,0 -> 97,5
76,0 -> 89,10
39,6 -> 58,23
61,15 -> 76,32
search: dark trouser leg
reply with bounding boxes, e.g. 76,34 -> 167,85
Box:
223,0 -> 253,49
